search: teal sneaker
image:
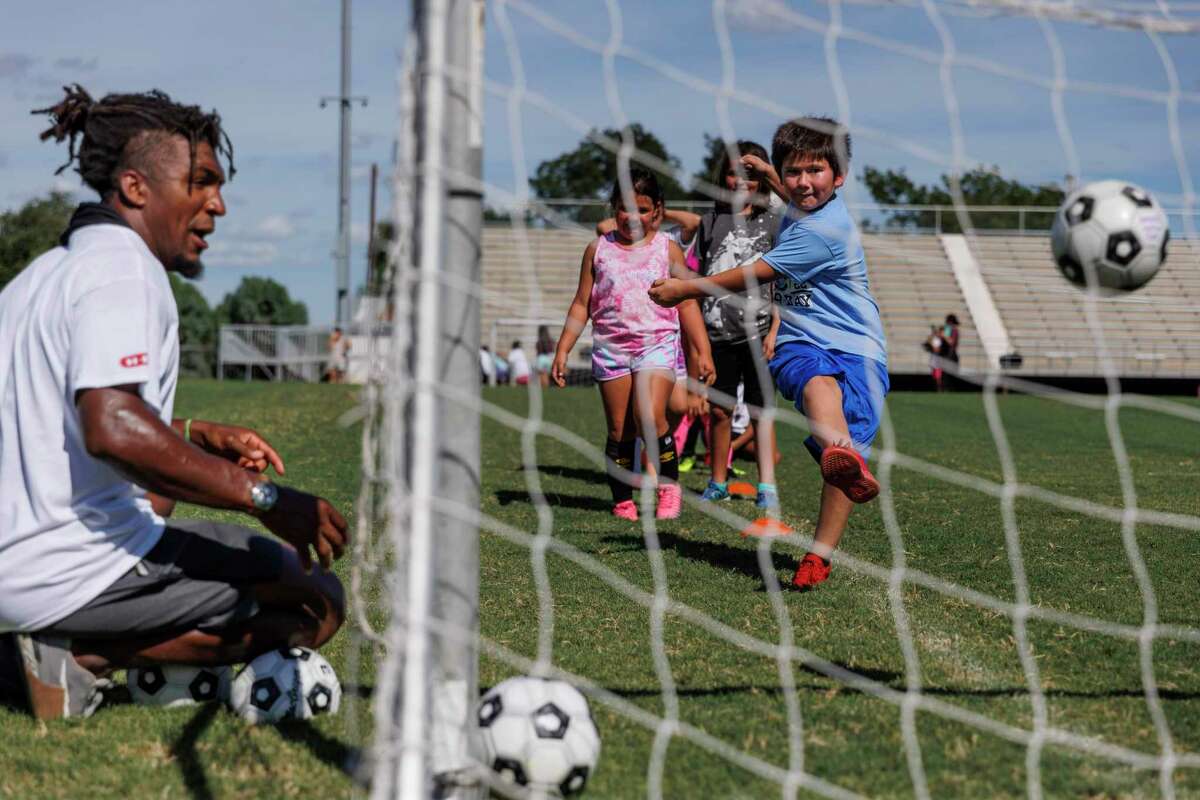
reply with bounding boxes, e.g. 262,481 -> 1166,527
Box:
700,481 -> 730,502
755,485 -> 780,512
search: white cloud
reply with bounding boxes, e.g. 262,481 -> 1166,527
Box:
256,213 -> 295,240
52,56 -> 98,72
0,53 -> 34,80
51,177 -> 79,195
205,240 -> 279,268
725,0 -> 795,32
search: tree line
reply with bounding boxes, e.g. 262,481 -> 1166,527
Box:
0,192 -> 308,376
512,124 -> 1065,232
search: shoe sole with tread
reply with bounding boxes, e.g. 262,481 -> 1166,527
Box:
820,446 -> 879,504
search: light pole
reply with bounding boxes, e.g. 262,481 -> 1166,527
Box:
320,0 -> 367,325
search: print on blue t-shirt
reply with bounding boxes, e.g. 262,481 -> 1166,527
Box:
761,194 -> 887,366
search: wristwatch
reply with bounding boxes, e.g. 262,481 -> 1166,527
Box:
250,480 -> 279,512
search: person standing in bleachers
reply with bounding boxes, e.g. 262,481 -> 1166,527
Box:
941,314 -> 960,365
940,313 -> 961,389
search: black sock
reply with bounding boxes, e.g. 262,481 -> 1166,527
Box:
656,432 -> 678,482
605,437 -> 635,504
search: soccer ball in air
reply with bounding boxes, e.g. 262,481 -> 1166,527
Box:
477,677 -> 601,797
127,664 -> 232,707
1051,179 -> 1169,293
229,647 -> 342,725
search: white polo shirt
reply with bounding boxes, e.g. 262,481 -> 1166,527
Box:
0,221 -> 178,633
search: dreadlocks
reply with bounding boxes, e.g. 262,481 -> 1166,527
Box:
32,84 -> 235,198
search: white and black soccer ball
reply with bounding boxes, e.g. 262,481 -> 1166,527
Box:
229,647 -> 341,725
128,664 -> 233,708
477,676 -> 601,798
1051,179 -> 1169,293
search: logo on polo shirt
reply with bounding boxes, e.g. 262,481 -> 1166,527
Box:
120,352 -> 148,368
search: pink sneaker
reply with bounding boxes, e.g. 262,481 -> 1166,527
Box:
612,499 -> 638,520
655,484 -> 682,519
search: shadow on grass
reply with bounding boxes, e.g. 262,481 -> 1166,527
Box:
924,685 -> 1200,701
601,531 -> 796,587
166,704 -> 367,798
275,720 -> 364,786
605,678 -> 1200,702
528,463 -> 609,484
171,703 -> 220,800
495,489 -> 610,512
341,682 -> 375,700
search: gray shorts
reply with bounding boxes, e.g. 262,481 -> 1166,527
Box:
42,519 -> 285,640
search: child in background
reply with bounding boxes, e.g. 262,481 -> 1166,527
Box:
691,140 -> 783,513
535,325 -> 555,388
553,169 -> 713,520
508,340 -> 531,386
650,117 -> 888,590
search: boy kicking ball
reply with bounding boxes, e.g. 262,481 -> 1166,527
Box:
650,117 -> 888,590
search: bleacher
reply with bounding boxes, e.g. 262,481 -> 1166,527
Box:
480,225 -> 1198,380
481,226 -> 593,360
969,235 -> 1200,377
860,234 -> 980,374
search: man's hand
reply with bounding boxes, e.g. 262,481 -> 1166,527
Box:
190,421 -> 285,475
259,486 -> 348,572
649,278 -> 691,308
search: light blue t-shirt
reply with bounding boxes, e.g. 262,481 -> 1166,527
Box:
761,194 -> 887,365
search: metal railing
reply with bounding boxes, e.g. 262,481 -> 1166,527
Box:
485,199 -> 1200,237
217,323 -> 393,382
991,342 -> 1200,378
218,325 -> 332,382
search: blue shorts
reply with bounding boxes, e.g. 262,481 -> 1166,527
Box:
769,342 -> 889,463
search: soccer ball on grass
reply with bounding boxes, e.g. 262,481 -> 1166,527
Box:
1051,179 -> 1169,293
127,664 -> 232,707
229,646 -> 342,725
477,676 -> 601,797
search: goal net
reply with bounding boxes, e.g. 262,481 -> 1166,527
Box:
350,0 -> 1200,797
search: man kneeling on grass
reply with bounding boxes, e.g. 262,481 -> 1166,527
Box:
0,86 -> 347,719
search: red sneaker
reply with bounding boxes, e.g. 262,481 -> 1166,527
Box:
792,553 -> 831,591
820,445 -> 880,504
613,499 -> 638,521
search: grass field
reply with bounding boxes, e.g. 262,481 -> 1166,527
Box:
2,380 -> 1198,798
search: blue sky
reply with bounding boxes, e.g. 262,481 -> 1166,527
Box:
3,0 -> 1197,323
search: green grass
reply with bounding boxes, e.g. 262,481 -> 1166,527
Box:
2,380 -> 1198,798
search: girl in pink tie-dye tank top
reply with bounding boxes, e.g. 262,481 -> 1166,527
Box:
551,170 -> 712,521
589,231 -> 678,372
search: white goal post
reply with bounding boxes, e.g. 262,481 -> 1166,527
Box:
368,1 -> 486,798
